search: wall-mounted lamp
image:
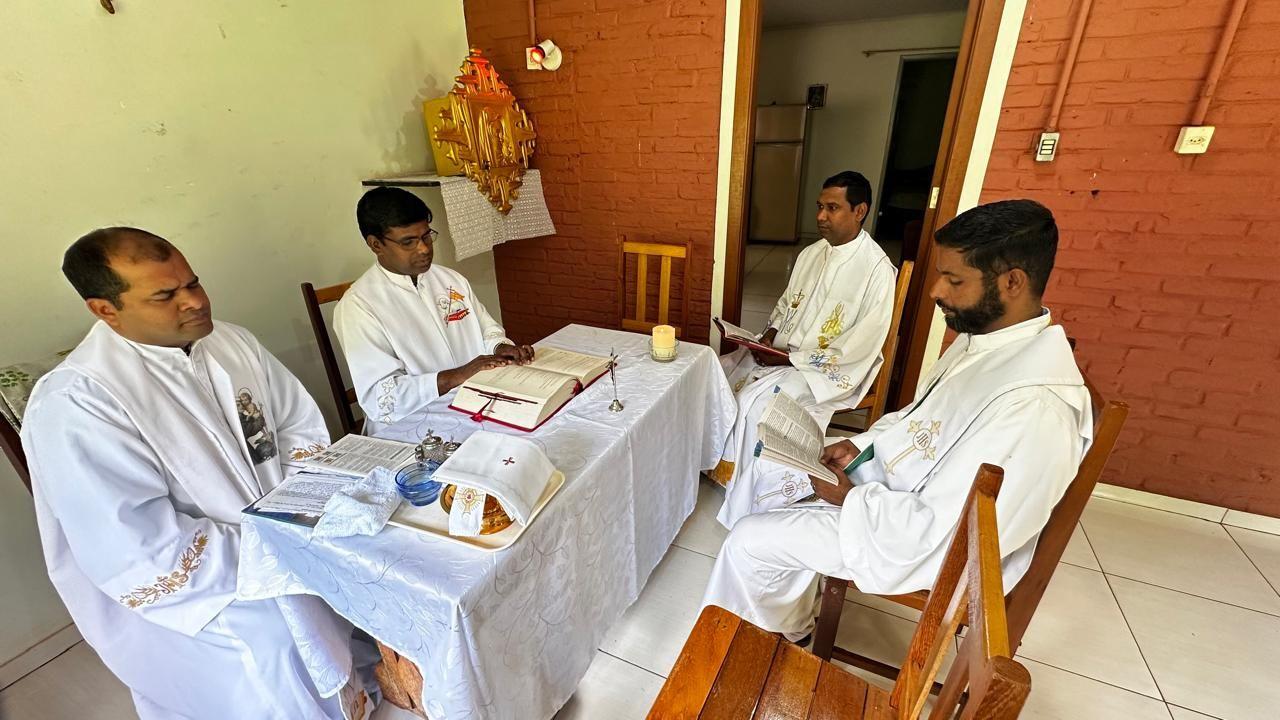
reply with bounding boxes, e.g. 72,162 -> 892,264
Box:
526,39 -> 563,71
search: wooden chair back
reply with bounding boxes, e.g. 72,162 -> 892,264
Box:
645,464 -> 1031,720
618,240 -> 691,338
893,463 -> 1030,720
858,259 -> 915,424
300,281 -> 362,437
1,412 -> 29,493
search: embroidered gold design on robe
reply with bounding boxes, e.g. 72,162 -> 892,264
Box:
119,531 -> 209,609
817,302 -> 846,349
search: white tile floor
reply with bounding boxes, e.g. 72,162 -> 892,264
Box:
6,483 -> 1280,720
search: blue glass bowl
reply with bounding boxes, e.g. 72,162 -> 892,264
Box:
395,461 -> 442,506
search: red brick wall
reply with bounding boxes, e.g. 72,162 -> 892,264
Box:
982,0 -> 1280,515
464,0 -> 726,345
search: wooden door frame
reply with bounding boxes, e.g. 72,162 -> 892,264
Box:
719,0 -> 1011,408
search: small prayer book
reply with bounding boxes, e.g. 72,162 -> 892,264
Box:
754,390 -> 840,485
714,317 -> 789,358
450,347 -> 612,431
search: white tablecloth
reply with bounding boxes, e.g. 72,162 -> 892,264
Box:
237,325 -> 735,720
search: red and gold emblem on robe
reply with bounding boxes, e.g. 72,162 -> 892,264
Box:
440,287 -> 472,323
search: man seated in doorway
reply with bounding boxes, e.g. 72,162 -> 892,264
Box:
716,170 -> 896,527
335,186 -> 534,435
702,200 -> 1094,642
22,228 -> 374,720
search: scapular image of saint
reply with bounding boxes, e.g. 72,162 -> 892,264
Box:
236,388 -> 278,464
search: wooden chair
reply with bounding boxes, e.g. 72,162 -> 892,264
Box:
831,260 -> 916,432
300,281 -> 362,437
648,464 -> 1031,720
618,239 -> 691,338
812,378 -> 1129,703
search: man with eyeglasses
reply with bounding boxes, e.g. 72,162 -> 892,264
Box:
335,187 -> 534,435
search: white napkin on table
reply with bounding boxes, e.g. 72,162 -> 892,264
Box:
312,467 -> 402,539
435,431 -> 556,536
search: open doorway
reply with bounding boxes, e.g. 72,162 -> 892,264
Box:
723,0 -> 1012,411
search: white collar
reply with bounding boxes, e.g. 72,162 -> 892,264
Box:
964,308 -> 1053,354
823,228 -> 871,257
376,262 -> 431,292
116,329 -> 206,368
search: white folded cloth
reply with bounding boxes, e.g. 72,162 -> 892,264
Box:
312,467 -> 402,539
435,431 -> 556,535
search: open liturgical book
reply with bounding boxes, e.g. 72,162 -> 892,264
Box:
754,390 -> 841,486
714,317 -> 788,358
450,347 -> 612,431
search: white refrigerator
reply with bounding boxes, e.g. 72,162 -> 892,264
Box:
748,104 -> 809,243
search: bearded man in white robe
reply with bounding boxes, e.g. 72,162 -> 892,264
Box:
703,200 -> 1094,641
334,187 -> 534,435
717,171 -> 896,527
22,228 -> 374,719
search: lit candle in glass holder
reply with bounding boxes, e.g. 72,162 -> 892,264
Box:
651,324 -> 677,362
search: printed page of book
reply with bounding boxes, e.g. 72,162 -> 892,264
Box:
467,365 -> 574,401
714,317 -> 759,341
301,435 -> 416,478
250,472 -> 354,518
757,392 -> 839,484
528,347 -> 610,384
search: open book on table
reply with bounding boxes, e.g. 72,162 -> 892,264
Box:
755,390 -> 840,486
450,347 -> 612,432
714,317 -> 788,358
244,435 -> 418,527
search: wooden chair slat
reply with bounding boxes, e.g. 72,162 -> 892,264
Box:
862,686 -> 894,720
636,254 -> 649,324
808,663 -> 868,720
645,606 -> 742,720
314,280 -> 354,305
751,641 -> 821,720
700,620 -> 779,720
623,241 -> 688,258
659,256 -> 673,325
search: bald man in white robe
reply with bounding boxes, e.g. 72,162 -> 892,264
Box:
23,228 -> 372,719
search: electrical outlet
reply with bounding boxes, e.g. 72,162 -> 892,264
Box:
1035,132 -> 1060,162
1174,125 -> 1214,154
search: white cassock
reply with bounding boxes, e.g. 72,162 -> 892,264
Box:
703,311 -> 1093,638
334,263 -> 512,436
22,321 -> 370,720
718,230 -> 895,527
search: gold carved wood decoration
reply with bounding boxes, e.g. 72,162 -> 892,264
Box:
434,49 -> 537,214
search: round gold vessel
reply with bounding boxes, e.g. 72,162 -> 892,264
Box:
439,485 -> 514,535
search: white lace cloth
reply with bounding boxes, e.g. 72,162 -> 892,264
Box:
237,325 -> 736,720
439,169 -> 555,260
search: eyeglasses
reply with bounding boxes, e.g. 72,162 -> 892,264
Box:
382,229 -> 438,249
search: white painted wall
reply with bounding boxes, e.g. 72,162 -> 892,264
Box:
0,0 -> 479,668
755,13 -> 967,239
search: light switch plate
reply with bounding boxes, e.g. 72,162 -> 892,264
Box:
1035,132 -> 1060,162
1174,125 -> 1214,154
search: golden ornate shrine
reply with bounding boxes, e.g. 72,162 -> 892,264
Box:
433,49 -> 537,214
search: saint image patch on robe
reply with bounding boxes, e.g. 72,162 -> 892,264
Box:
236,387 -> 278,464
